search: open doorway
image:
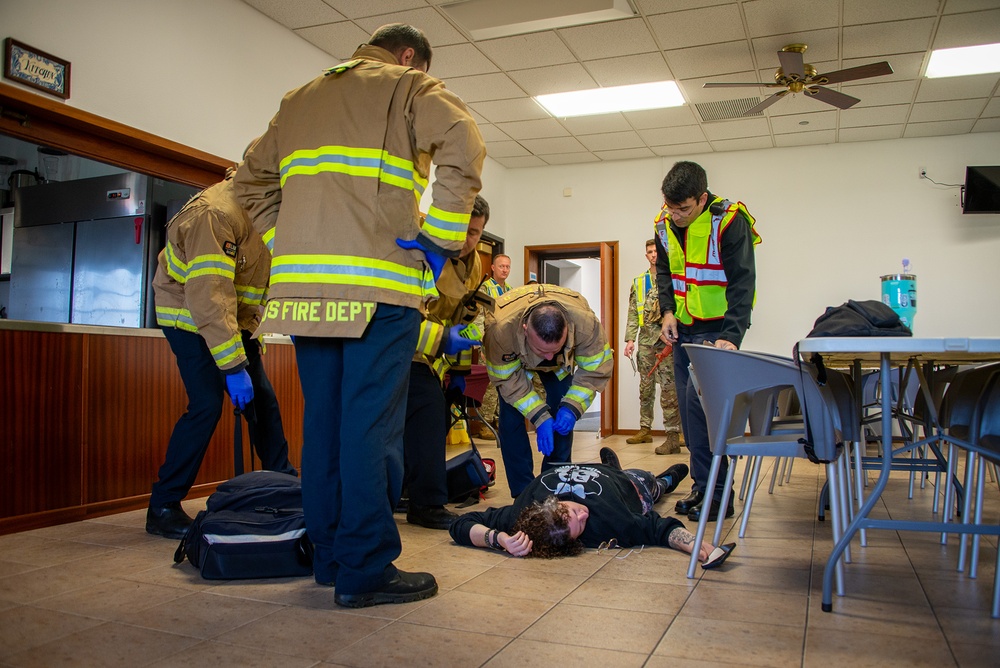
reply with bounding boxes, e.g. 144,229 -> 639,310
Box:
524,242 -> 618,437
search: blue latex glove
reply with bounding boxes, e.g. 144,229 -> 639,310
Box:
225,369 -> 254,410
443,324 -> 478,356
396,237 -> 447,282
553,406 -> 577,435
448,374 -> 466,396
536,419 -> 554,456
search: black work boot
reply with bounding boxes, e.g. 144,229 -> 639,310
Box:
145,502 -> 193,539
334,570 -> 438,608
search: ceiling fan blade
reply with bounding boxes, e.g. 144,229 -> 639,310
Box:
813,61 -> 893,85
703,82 -> 785,88
806,86 -> 862,110
742,90 -> 790,116
777,49 -> 806,80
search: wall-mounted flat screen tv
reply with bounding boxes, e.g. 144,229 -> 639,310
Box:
963,166 -> 1000,214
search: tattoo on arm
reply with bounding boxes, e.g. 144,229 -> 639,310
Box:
668,527 -> 696,551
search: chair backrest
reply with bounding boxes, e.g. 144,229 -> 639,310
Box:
684,345 -> 842,462
941,362 -> 1000,439
973,372 -> 1000,462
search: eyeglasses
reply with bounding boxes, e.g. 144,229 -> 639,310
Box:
596,538 -> 644,559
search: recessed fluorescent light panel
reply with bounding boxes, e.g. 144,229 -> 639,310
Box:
535,81 -> 685,117
926,42 -> 1000,78
441,0 -> 635,41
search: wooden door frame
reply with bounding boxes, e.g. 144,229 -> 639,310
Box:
524,241 -> 618,437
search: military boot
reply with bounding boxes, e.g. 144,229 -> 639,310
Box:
655,431 -> 681,455
626,428 -> 653,444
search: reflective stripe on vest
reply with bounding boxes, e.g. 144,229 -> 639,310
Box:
279,145 -> 428,199
154,307 -> 245,367
633,271 -> 653,327
269,254 -> 437,299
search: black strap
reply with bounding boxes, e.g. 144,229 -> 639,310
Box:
234,408 -> 245,476
792,343 -> 832,465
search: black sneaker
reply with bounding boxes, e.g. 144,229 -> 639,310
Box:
655,463 -> 689,496
334,570 -> 438,608
599,447 -> 622,470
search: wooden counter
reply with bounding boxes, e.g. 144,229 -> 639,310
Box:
0,321 -> 303,534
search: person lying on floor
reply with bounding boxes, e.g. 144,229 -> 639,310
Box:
449,447 -> 735,567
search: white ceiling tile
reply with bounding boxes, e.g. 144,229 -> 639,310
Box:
625,106 -> 701,129
294,22 -> 371,60
492,155 -> 548,169
915,74 -> 1000,103
648,5 -> 746,50
477,32 -> 577,71
752,29 -> 840,65
638,0 -> 733,15
507,63 -> 598,96
909,99 -> 988,122
243,0 -> 345,29
933,8 -> 1000,49
710,136 -> 775,151
983,98 -> 1000,117
903,119 -> 977,137
842,53 -> 927,82
477,124 -> 511,142
839,125 -> 904,141
743,0 -> 840,37
431,44 -> 501,78
637,125 -> 708,145
973,118 -> 1000,132
944,0 -> 1000,13
774,129 -> 837,147
494,118 -> 571,140
594,147 -> 657,161
539,152 -> 602,165
486,141 -> 531,158
666,41 -> 755,79
578,131 -> 646,151
839,104 -> 911,127
770,110 -> 838,134
444,73 -> 526,103
701,118 -> 771,140
560,113 -> 633,134
467,108 -> 489,125
469,98 -> 550,123
844,18 -> 936,59
844,0 -> 941,25
842,80 -> 919,108
651,141 -> 714,156
353,8 -> 468,46
585,54 -> 675,87
518,137 -> 589,154
559,18 -> 658,60
321,0 -> 425,19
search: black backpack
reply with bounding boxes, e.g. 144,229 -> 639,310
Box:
174,471 -> 313,580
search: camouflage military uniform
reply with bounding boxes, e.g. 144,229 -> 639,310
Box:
625,271 -> 681,436
476,277 -> 511,427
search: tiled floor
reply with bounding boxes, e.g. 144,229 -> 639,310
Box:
2,435 -> 999,667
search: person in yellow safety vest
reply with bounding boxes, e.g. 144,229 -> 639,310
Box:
624,239 -> 682,454
475,253 -> 512,440
235,23 -> 485,609
147,168 -> 297,539
402,195 -> 490,530
653,160 -> 761,524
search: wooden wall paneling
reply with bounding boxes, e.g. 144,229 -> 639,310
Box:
0,330 -> 85,518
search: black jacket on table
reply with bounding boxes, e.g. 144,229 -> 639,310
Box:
449,463 -> 684,549
655,191 -> 757,348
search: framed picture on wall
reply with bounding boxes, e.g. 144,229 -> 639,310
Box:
4,38 -> 71,100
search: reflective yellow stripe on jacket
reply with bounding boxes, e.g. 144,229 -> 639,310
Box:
270,254 -> 437,298
164,244 -> 236,284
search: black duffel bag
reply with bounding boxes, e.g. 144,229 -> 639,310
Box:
174,471 -> 313,580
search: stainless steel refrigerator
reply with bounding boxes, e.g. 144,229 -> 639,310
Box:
9,172 -> 197,327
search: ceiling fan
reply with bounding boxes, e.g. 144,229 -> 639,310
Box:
704,44 -> 893,116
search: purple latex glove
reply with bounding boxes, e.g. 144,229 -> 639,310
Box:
552,406 -> 577,435
225,369 -> 254,410
536,419 -> 554,456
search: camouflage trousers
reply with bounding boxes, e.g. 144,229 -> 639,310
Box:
636,342 -> 681,432
479,375 -> 547,423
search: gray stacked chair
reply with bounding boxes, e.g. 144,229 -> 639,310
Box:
682,345 -> 850,580
971,372 -> 1000,617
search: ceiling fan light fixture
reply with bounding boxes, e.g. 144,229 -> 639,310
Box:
926,43 -> 1000,78
535,81 -> 684,117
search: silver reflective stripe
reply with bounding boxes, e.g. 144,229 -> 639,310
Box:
204,528 -> 306,544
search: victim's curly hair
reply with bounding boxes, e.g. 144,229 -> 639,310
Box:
512,496 -> 585,558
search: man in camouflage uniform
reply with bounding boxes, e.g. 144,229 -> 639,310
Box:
624,239 -> 682,454
474,254 -> 512,440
